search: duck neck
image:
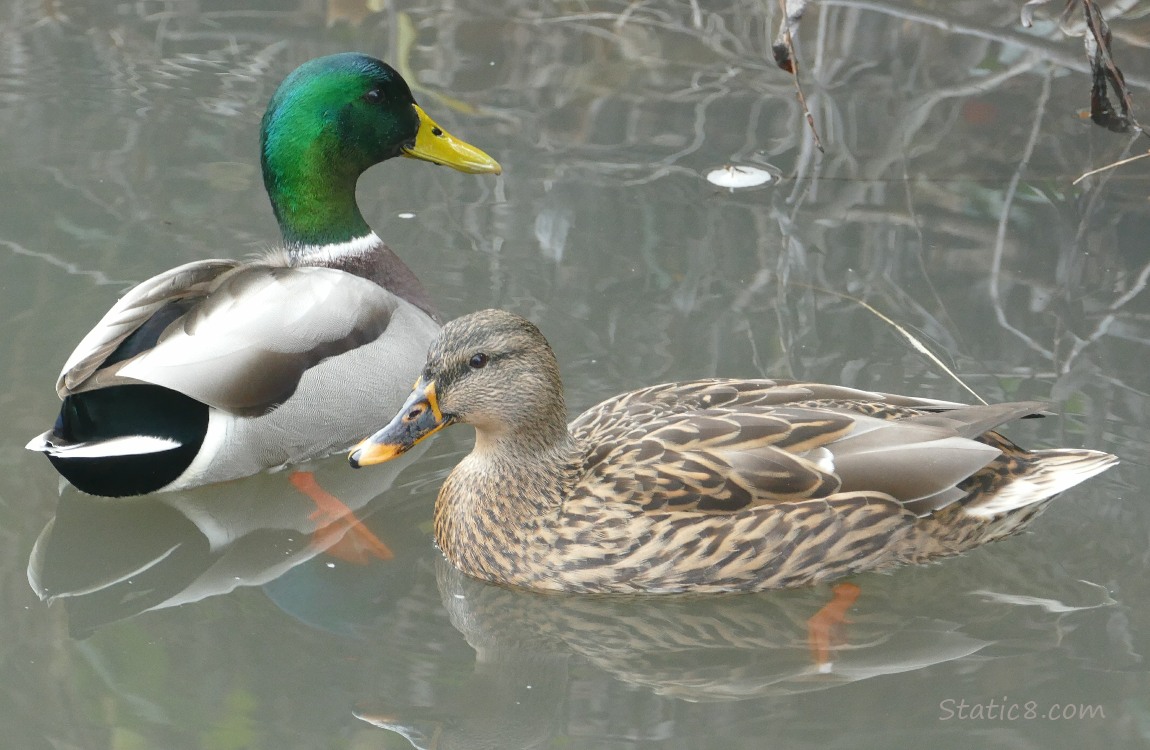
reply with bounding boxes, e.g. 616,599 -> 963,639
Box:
434,395 -> 579,584
281,230 -> 439,321
263,146 -> 441,319
462,423 -> 582,518
262,126 -> 374,248
501,423 -> 579,475
286,232 -> 379,265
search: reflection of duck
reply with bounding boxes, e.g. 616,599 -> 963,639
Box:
25,53 -> 500,497
433,561 -> 993,701
353,554 -> 1121,748
350,309 -> 1118,593
27,449 -> 425,637
352,560 -> 999,748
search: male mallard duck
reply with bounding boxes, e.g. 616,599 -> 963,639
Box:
26,53 -> 500,497
349,309 -> 1118,594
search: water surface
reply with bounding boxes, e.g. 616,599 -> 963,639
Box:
2,1 -> 1147,748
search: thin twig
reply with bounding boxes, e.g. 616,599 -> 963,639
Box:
0,239 -> 129,286
989,67 -> 1055,362
794,284 -> 988,404
1073,149 -> 1150,184
1063,258 -> 1150,366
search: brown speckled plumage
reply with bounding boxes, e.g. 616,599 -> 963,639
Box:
352,309 -> 1118,594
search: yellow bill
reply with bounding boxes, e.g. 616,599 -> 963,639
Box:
403,104 -> 501,175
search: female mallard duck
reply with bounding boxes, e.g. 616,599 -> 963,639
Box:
349,309 -> 1118,594
25,53 -> 501,497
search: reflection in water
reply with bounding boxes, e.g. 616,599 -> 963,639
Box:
432,561 -> 989,700
27,447 -> 425,637
352,558 -> 1119,749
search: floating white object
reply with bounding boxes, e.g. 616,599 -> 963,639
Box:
705,164 -> 773,189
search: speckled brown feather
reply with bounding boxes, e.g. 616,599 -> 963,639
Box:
395,310 -> 1119,594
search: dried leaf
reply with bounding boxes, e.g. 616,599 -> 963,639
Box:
1082,0 -> 1137,133
1019,0 -> 1139,133
773,0 -> 823,152
771,0 -> 811,73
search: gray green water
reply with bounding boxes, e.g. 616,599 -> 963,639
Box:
2,1 -> 1147,748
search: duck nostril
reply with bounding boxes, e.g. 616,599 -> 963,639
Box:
406,405 -> 425,422
431,126 -> 443,137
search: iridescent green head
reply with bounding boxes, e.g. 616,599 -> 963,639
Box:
260,53 -> 501,247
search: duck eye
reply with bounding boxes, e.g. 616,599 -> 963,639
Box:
469,353 -> 488,370
363,88 -> 385,104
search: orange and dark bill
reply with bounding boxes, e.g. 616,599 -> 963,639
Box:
349,377 -> 451,468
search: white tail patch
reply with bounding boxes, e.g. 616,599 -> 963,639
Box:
28,433 -> 182,458
802,446 -> 836,473
963,449 -> 1118,518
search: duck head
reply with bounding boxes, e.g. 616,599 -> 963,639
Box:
350,310 -> 569,467
260,53 -> 501,246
